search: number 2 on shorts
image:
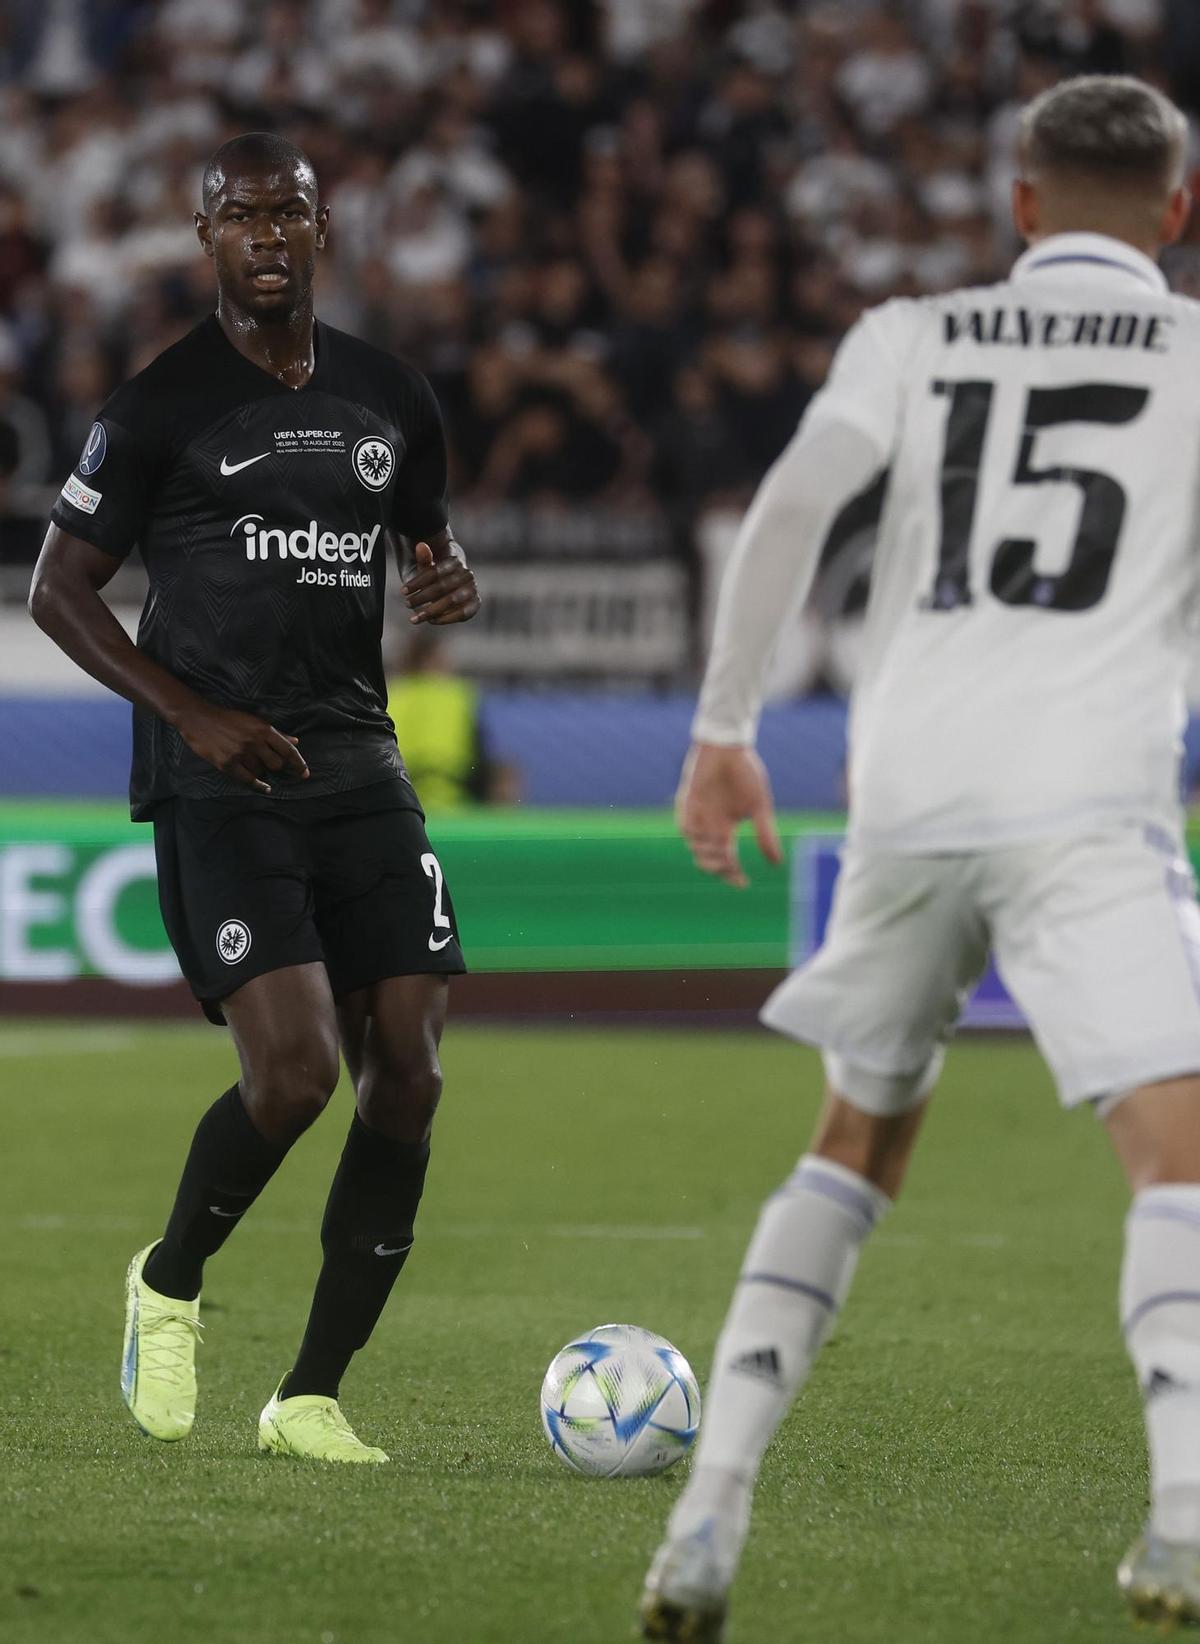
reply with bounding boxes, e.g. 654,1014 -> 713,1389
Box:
421,852 -> 452,950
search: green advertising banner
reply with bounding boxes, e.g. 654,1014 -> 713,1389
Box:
7,803 -> 1200,991
0,802 -> 831,984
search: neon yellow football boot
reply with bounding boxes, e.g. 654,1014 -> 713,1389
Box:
121,1244 -> 202,1441
257,1380 -> 389,1464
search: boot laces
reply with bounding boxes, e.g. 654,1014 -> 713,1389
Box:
139,1300 -> 202,1383
290,1401 -> 369,1450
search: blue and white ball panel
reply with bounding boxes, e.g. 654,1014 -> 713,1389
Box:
540,1322 -> 701,1478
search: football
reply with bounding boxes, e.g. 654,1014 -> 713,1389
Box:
539,1323 -> 701,1478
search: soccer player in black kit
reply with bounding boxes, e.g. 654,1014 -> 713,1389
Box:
29,133 -> 480,1463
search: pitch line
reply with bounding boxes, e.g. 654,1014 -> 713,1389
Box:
9,1214 -> 1006,1249
0,1028 -> 138,1058
11,1212 -> 706,1241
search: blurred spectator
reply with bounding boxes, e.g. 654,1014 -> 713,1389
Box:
0,319 -> 50,484
227,0 -> 333,117
474,385 -> 631,504
390,108 -> 513,214
386,628 -> 519,808
609,258 -> 691,421
1167,0 -> 1200,111
0,182 -> 45,315
49,196 -> 127,320
837,11 -> 935,137
653,364 -> 750,509
699,61 -> 791,204
0,415 -> 20,497
48,339 -> 111,476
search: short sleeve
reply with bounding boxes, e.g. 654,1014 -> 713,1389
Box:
390,372 -> 450,539
49,413 -> 156,559
800,298 -> 915,464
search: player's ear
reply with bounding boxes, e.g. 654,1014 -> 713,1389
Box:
1161,186 -> 1191,248
315,205 -> 330,250
194,211 -> 214,258
1011,177 -> 1038,243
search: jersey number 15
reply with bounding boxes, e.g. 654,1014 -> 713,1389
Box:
925,379 -> 1149,614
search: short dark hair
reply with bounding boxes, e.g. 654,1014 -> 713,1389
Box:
201,132 -> 318,212
1019,75 -> 1188,192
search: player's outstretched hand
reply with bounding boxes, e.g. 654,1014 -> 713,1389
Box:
404,539 -> 481,625
676,742 -> 784,889
174,700 -> 309,794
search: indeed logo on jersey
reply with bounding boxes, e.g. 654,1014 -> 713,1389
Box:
231,513 -> 378,587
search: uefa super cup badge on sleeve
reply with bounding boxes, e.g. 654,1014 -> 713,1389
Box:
78,422 -> 107,477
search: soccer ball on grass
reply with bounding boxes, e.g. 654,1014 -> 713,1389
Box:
539,1322 -> 701,1478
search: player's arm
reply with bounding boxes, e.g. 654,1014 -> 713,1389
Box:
681,303 -> 908,886
388,366 -> 480,626
680,419 -> 886,885
29,525 -> 308,793
401,527 -> 481,626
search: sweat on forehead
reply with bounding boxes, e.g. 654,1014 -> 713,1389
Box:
201,133 -> 318,211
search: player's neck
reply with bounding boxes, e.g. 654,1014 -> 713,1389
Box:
1025,226 -> 1163,262
215,295 -> 317,391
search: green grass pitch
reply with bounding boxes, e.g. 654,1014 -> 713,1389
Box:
1,1019 -> 1146,1644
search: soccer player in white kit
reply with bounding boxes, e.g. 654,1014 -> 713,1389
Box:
639,76 -> 1200,1639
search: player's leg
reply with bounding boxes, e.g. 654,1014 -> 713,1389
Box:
1104,1078 -> 1200,1622
984,828 -> 1200,1624
690,1076 -> 928,1483
124,801 -> 336,1442
641,851 -> 988,1642
642,1076 -> 932,1644
145,963 -> 341,1294
125,963 -> 341,1441
257,796 -> 463,1463
286,974 -> 445,1398
257,976 -> 447,1464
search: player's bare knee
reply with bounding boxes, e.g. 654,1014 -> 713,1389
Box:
811,1053 -> 939,1197
242,1035 -> 340,1142
358,1053 -> 443,1141
822,1050 -> 942,1122
1104,1074 -> 1200,1191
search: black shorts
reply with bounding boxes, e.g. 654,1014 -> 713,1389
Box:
153,781 -> 466,1025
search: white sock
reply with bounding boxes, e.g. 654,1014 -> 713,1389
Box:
670,1155 -> 888,1543
1121,1185 -> 1200,1544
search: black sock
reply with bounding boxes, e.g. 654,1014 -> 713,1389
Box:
284,1115 -> 430,1400
143,1085 -> 287,1301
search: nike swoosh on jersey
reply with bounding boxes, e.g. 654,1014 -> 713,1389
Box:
428,932 -> 453,952
219,451 -> 272,475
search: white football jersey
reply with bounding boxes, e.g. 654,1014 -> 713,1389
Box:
811,231 -> 1200,851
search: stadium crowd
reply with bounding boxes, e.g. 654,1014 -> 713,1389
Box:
0,0 -> 1194,547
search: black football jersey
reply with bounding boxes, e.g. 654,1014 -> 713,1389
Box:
51,314 -> 449,819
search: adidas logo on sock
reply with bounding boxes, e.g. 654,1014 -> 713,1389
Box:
729,1346 -> 783,1385
1145,1366 -> 1184,1399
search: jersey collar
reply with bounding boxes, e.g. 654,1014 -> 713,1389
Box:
207,312 -> 325,393
1012,232 -> 1168,294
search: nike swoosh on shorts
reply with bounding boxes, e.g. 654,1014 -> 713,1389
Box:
428,933 -> 453,952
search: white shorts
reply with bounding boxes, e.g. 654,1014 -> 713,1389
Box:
762,825 -> 1200,1111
